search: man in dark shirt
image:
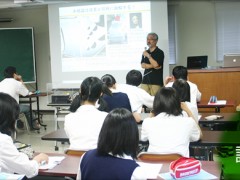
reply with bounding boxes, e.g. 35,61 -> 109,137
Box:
141,32 -> 164,96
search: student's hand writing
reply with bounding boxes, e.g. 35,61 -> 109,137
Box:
33,153 -> 49,165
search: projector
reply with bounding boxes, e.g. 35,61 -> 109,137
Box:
51,95 -> 71,104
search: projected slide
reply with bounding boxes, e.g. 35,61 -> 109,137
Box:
59,1 -> 151,72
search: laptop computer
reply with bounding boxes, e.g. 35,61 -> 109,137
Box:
223,54 -> 240,68
187,56 -> 208,69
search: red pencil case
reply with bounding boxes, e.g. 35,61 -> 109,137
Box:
169,157 -> 201,179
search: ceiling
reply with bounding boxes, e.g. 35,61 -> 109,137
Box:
0,0 -> 81,9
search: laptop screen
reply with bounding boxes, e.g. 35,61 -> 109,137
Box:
187,56 -> 208,69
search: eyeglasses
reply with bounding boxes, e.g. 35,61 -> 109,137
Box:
147,38 -> 156,41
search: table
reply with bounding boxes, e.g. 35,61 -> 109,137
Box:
190,131 -> 240,161
37,153 -> 221,179
20,92 -> 48,131
38,153 -> 80,178
47,103 -> 71,130
199,112 -> 240,130
197,100 -> 235,113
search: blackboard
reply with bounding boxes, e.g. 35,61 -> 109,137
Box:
0,28 -> 36,83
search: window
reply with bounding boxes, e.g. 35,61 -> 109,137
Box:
215,2 -> 240,61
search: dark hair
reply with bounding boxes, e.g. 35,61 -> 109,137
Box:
147,32 -> 158,41
126,70 -> 142,86
153,87 -> 182,116
0,92 -> 19,136
69,94 -> 109,112
101,74 -> 116,88
172,79 -> 191,102
80,77 -> 103,103
3,66 -> 16,78
172,66 -> 188,80
97,108 -> 139,159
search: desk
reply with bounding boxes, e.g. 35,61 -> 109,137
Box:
47,103 -> 71,130
38,153 -> 79,178
191,131 -> 240,161
37,153 -> 221,179
41,129 -> 68,151
197,100 -> 235,113
20,93 -> 48,130
199,112 -> 240,130
188,67 -> 240,113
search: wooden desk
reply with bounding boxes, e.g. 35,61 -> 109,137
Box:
38,153 -> 80,178
37,153 -> 220,179
20,92 -> 48,130
197,100 -> 235,113
188,67 -> 240,113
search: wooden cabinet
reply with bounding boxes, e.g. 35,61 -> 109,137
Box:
188,67 -> 240,112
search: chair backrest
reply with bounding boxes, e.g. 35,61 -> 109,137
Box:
137,152 -> 182,162
64,149 -> 86,156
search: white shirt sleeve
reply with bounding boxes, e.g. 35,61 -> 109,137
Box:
0,134 -> 38,178
140,118 -> 150,141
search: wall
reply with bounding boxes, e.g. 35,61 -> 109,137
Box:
171,0 -> 222,69
0,6 -> 52,110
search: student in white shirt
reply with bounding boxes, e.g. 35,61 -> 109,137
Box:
172,79 -> 199,121
117,69 -> 154,113
165,66 -> 201,104
0,66 -> 39,129
141,87 -> 202,157
77,108 -> 149,180
0,92 -> 48,178
64,77 -> 108,150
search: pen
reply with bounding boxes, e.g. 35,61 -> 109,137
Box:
40,160 -> 46,166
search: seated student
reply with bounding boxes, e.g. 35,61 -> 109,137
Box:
101,74 -> 132,112
172,79 -> 199,121
165,66 -> 201,105
0,92 -> 48,179
117,69 -> 154,113
0,66 -> 40,129
64,77 -> 108,150
77,108 -> 148,180
141,87 -> 202,157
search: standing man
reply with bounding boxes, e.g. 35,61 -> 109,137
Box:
141,32 -> 164,96
0,66 -> 39,130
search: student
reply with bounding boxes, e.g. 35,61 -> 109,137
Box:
77,108 -> 148,180
101,74 -> 142,122
172,79 -> 199,121
117,69 -> 154,113
165,65 -> 201,104
0,66 -> 40,129
0,92 -> 48,178
141,87 -> 202,157
101,74 -> 132,112
64,77 -> 108,150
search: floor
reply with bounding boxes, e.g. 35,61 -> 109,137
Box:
15,111 -> 69,154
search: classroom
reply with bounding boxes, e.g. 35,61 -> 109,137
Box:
0,0 -> 239,179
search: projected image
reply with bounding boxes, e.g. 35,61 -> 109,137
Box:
107,14 -> 128,44
60,15 -> 106,57
130,13 -> 142,29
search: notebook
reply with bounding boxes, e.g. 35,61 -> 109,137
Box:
187,56 -> 208,69
223,54 -> 240,68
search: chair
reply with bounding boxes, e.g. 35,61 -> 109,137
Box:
64,149 -> 86,156
137,152 -> 182,162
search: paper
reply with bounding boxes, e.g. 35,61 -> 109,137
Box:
0,172 -> 25,180
158,169 -> 218,179
208,100 -> 226,105
137,162 -> 162,179
39,156 -> 65,170
205,115 -> 223,121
